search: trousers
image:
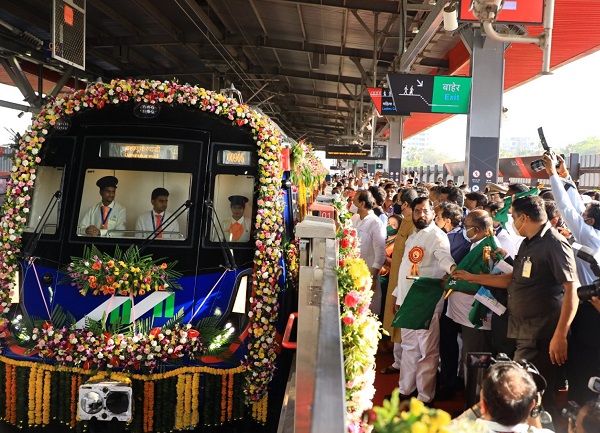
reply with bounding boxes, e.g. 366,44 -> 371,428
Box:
399,312 -> 441,402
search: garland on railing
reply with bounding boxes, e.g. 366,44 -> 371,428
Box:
0,79 -> 285,405
335,199 -> 381,433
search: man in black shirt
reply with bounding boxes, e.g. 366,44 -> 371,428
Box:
452,195 -> 579,415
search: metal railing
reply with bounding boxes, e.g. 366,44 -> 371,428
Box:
278,216 -> 346,433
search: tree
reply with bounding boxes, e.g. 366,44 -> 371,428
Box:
562,136 -> 600,155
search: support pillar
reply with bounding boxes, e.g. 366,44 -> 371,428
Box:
388,116 -> 403,182
462,29 -> 508,193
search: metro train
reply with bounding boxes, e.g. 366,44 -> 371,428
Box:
0,79 -> 297,432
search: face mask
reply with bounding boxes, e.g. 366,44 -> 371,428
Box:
333,193 -> 340,200
349,203 -> 358,214
393,204 -> 403,215
387,226 -> 399,236
462,227 -> 476,242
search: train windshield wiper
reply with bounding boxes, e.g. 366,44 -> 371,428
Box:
22,190 -> 61,260
138,200 -> 192,253
205,199 -> 237,270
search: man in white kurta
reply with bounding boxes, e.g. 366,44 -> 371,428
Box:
79,176 -> 127,236
135,187 -> 181,239
351,190 -> 386,315
392,197 -> 455,402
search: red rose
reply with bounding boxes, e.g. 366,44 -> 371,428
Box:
344,291 -> 360,308
342,315 -> 355,325
341,238 -> 350,248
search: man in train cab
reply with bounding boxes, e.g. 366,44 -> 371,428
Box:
135,187 -> 180,239
79,176 -> 127,236
222,195 -> 251,242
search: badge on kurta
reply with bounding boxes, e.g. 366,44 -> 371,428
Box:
408,246 -> 424,276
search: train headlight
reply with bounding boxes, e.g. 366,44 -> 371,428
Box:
78,380 -> 132,422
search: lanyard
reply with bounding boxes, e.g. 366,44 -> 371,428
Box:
100,206 -> 112,226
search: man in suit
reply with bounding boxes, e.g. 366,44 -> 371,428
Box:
135,187 -> 180,239
221,195 -> 251,242
79,176 -> 126,236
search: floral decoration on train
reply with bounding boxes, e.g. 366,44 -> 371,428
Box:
64,245 -> 182,297
0,79 -> 285,405
8,306 -> 236,374
335,207 -> 381,433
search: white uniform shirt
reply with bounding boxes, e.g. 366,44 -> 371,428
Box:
79,201 -> 126,236
392,223 -> 454,311
135,210 -> 181,239
353,210 -> 386,270
220,216 -> 251,242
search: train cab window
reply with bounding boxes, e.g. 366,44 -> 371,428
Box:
210,174 -> 254,243
23,166 -> 63,235
77,169 -> 191,240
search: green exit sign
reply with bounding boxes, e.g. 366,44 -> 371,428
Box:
386,73 -> 472,114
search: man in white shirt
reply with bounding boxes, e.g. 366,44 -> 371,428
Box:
79,176 -> 126,236
221,195 -> 251,242
351,190 -> 386,315
392,196 -> 456,402
135,188 -> 180,239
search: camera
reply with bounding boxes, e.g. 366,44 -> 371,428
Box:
530,127 -> 561,173
562,401 -> 581,422
467,352 -> 547,393
571,243 -> 600,301
562,376 -> 600,422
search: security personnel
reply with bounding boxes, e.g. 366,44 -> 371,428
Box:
79,176 -> 127,236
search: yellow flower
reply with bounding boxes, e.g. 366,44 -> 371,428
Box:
411,421 -> 428,433
434,409 -> 451,426
409,397 -> 425,417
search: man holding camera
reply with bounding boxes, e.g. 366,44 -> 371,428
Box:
452,195 -> 579,417
543,152 -> 600,405
475,362 -> 553,433
569,399 -> 600,433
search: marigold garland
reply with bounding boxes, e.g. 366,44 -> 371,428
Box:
0,78 -> 290,403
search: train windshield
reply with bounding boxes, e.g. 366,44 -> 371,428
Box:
77,169 -> 191,239
209,174 -> 254,243
23,165 -> 64,235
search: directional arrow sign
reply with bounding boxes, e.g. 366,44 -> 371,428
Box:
386,73 -> 472,114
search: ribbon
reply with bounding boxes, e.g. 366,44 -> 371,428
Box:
408,246 -> 424,277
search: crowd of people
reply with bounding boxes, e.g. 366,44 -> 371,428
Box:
329,155 -> 600,432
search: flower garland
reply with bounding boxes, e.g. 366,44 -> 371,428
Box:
64,245 -> 182,297
0,355 -> 246,430
28,321 -> 232,373
0,79 -> 286,402
336,209 -> 381,433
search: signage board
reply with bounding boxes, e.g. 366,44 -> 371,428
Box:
386,74 -> 472,114
458,0 -> 544,25
367,87 -> 410,116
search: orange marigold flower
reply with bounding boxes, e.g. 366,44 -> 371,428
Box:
160,263 -> 167,269
92,262 -> 102,270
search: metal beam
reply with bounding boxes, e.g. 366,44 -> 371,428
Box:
0,56 -> 38,105
247,36 -> 396,62
273,0 -> 433,14
282,87 -> 355,101
399,0 -> 445,72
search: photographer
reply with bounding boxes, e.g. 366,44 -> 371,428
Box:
569,399 -> 600,433
475,362 -> 553,432
543,152 -> 600,405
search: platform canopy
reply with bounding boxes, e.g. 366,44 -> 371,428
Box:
0,0 -> 599,149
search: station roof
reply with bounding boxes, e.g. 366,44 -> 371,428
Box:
0,0 -> 599,150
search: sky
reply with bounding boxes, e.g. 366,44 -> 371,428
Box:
1,49 -> 600,154
425,49 -> 600,161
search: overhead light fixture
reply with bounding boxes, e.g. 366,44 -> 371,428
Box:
443,2 -> 459,32
412,27 -> 419,34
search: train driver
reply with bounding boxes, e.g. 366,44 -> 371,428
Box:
222,195 -> 251,242
79,176 -> 127,236
135,187 -> 180,239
